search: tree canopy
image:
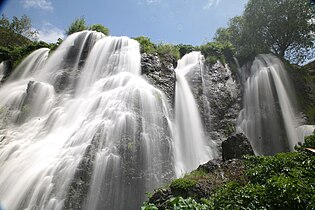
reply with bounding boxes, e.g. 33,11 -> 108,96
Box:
89,24 -> 110,36
215,0 -> 315,64
0,14 -> 38,41
65,17 -> 88,35
66,17 -> 110,36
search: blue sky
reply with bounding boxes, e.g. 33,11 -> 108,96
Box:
1,0 -> 248,45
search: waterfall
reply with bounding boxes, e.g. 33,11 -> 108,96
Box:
0,62 -> 4,81
0,31 -> 174,210
296,125 -> 315,143
237,54 -> 299,155
174,51 -> 216,176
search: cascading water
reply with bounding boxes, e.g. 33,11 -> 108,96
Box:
0,31 -> 175,210
296,125 -> 315,143
237,54 -> 300,155
0,62 -> 4,81
174,51 -> 217,176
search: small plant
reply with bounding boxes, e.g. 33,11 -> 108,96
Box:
167,197 -> 209,210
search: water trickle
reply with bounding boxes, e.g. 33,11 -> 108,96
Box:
237,54 -> 300,155
174,51 -> 216,176
0,62 -> 4,82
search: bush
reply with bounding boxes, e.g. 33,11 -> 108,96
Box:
89,24 -> 110,36
170,178 -> 197,192
133,36 -> 156,54
156,43 -> 180,60
177,44 -> 199,58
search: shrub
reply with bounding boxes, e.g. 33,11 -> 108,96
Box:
89,24 -> 110,36
170,178 -> 197,192
133,36 -> 156,54
156,43 -> 180,60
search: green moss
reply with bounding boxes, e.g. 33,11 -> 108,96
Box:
170,178 -> 197,192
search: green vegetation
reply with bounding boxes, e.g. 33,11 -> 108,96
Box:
89,24 -> 110,36
0,14 -> 38,41
142,133 -> 315,209
133,35 -> 235,65
66,17 -> 87,35
133,36 -> 157,54
170,178 -> 197,192
66,17 -> 110,36
215,0 -> 315,64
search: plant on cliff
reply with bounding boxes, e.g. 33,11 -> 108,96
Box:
215,0 -> 315,64
133,36 -> 157,54
170,178 -> 197,192
156,43 -> 180,60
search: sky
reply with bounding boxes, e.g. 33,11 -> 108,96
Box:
0,0 -> 248,45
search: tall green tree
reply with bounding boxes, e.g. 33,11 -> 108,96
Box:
66,17 -> 87,35
89,24 -> 110,36
215,0 -> 315,64
0,14 -> 38,40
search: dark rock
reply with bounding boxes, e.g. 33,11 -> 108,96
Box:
222,133 -> 254,161
148,159 -> 247,209
197,159 -> 222,173
141,53 -> 176,107
148,188 -> 172,209
186,60 -> 242,145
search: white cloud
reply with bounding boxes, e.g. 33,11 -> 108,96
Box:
21,0 -> 53,11
146,0 -> 161,4
203,0 -> 220,10
138,0 -> 161,5
37,23 -> 64,43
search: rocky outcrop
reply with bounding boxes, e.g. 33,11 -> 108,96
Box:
222,133 -> 254,161
148,159 -> 247,209
141,53 -> 176,107
187,60 -> 241,143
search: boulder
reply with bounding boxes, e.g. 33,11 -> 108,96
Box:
222,133 -> 254,161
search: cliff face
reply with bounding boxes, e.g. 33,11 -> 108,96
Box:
141,53 -> 242,147
141,53 -> 177,108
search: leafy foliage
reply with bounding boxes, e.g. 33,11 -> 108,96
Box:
170,178 -> 197,192
156,43 -> 180,60
215,0 -> 315,64
66,17 -> 110,36
89,24 -> 110,36
199,42 -> 234,65
0,14 -> 38,41
177,44 -> 198,58
66,17 -> 88,35
133,36 -> 157,54
142,133 -> 315,209
295,131 -> 315,152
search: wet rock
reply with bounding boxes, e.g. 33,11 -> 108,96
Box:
186,60 -> 241,144
222,133 -> 254,161
148,159 -> 247,209
141,53 -> 176,107
148,188 -> 173,209
197,158 -> 222,173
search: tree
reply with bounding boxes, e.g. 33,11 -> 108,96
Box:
89,24 -> 110,36
66,17 -> 87,35
0,14 -> 38,40
133,36 -> 156,54
215,0 -> 315,64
